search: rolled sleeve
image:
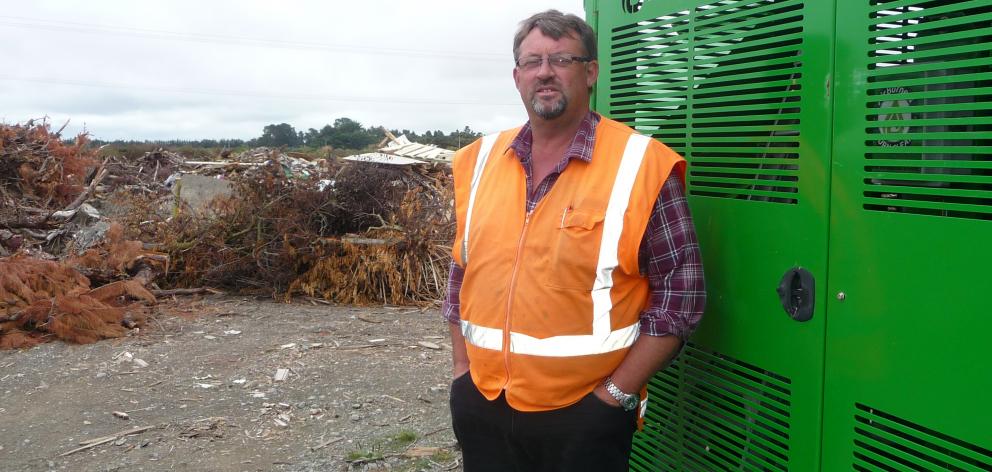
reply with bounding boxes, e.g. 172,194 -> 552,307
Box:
638,173 -> 706,340
440,260 -> 464,325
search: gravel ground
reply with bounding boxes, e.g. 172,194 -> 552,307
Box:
0,295 -> 461,471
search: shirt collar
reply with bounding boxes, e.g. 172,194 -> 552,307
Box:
508,110 -> 601,165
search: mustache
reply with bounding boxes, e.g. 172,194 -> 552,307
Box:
534,79 -> 561,91
534,81 -> 561,92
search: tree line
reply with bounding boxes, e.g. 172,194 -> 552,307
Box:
90,117 -> 483,152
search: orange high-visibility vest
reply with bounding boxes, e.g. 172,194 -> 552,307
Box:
451,117 -> 685,412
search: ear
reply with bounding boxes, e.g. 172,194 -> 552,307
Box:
513,64 -> 521,88
585,59 -> 599,89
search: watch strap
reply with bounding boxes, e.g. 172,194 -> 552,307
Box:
604,377 -> 638,411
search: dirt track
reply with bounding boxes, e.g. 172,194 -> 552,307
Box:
0,295 -> 460,471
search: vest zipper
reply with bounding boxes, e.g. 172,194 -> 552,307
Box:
503,209 -> 533,390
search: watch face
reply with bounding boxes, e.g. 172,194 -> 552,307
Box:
621,395 -> 639,411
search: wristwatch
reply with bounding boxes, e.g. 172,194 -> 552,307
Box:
604,377 -> 639,411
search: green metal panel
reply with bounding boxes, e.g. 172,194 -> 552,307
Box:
589,0 -> 835,469
589,1 -> 992,469
824,1 -> 992,470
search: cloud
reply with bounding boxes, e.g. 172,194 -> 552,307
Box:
0,1 -> 583,140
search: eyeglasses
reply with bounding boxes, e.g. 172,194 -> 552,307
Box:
515,54 -> 593,71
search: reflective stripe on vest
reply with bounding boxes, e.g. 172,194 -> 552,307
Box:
461,132 -> 500,266
461,318 -> 640,357
461,132 -> 651,357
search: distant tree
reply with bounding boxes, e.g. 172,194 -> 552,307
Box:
317,125 -> 335,146
301,128 -> 316,147
368,125 -> 387,144
303,128 -> 320,147
86,121 -> 481,153
327,117 -> 377,150
453,125 -> 482,148
254,123 -> 301,147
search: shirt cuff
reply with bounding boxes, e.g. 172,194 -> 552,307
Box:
441,260 -> 464,324
638,308 -> 696,342
441,300 -> 461,325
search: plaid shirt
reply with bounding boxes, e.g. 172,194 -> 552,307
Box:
442,112 -> 705,340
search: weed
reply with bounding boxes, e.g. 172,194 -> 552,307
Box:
345,429 -> 421,465
392,430 -> 418,445
431,449 -> 454,463
344,448 -> 384,462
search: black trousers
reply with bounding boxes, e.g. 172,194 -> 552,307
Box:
449,373 -> 637,472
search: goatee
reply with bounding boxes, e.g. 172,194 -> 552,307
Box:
533,95 -> 568,120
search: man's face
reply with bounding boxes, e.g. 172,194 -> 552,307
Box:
513,29 -> 598,122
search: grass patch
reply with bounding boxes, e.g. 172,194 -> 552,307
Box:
344,429 -> 421,464
344,449 -> 384,462
400,447 -> 456,471
393,430 -> 418,445
431,449 -> 454,462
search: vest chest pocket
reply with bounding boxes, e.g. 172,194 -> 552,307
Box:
545,208 -> 606,291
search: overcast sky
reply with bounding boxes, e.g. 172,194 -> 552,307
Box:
1,1 -> 585,141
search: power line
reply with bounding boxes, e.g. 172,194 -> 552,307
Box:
0,74 -> 519,107
0,15 -> 508,61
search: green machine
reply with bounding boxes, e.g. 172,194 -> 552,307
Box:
584,0 -> 992,469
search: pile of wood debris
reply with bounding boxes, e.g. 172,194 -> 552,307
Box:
183,147 -> 321,179
1,120 -> 456,349
287,161 -> 453,305
155,150 -> 453,306
1,121 -> 168,349
0,119 -> 106,251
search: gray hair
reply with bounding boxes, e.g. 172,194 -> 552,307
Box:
513,10 -> 597,61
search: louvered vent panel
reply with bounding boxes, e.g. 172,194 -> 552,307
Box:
863,0 -> 992,220
608,0 -> 805,204
852,403 -> 992,471
630,343 -> 792,471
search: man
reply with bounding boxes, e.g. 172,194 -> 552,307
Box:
443,10 -> 705,472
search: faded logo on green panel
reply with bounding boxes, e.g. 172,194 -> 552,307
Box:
876,86 -> 912,147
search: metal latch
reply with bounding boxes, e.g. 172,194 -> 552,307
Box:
777,267 -> 815,322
